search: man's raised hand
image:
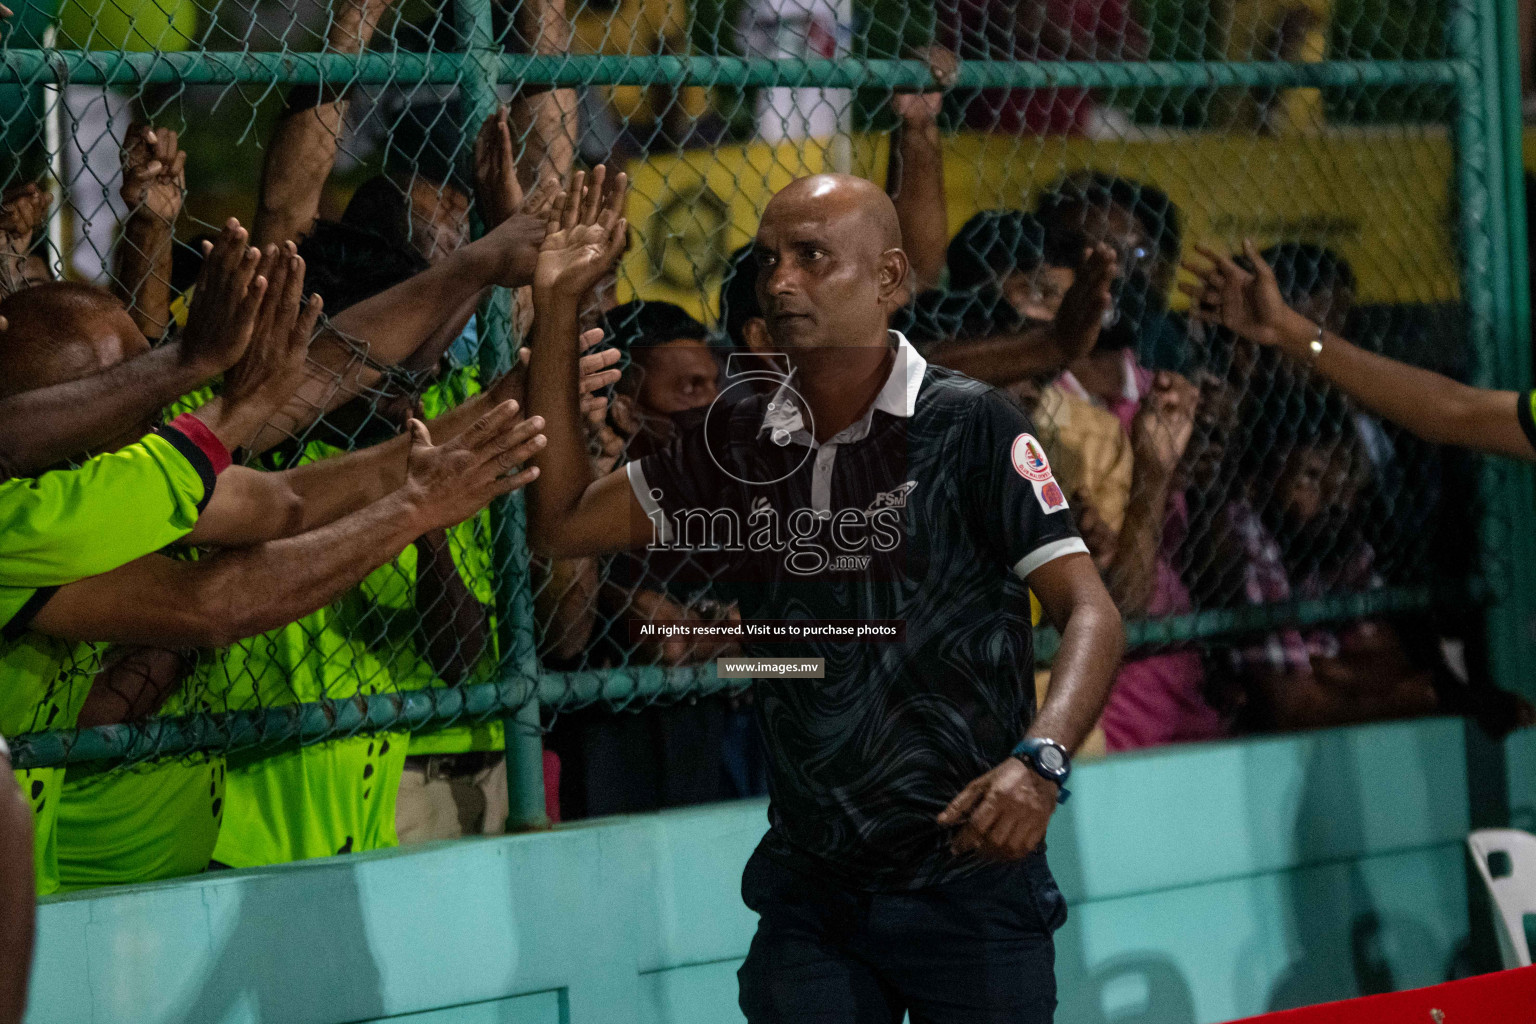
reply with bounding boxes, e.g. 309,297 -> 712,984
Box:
120,125 -> 186,225
474,105 -> 525,228
534,166 -> 628,300
191,242 -> 323,449
401,401 -> 547,531
1131,370 -> 1199,482
1181,239 -> 1311,351
178,219 -> 268,375
891,45 -> 956,124
483,326 -> 620,417
1051,242 -> 1118,362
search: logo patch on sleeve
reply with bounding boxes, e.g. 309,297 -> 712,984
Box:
1011,433 -> 1069,513
1011,434 -> 1053,482
1038,479 -> 1069,513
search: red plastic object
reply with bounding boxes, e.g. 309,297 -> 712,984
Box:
1227,966 -> 1536,1023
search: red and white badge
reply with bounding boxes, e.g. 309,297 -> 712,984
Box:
1011,434 -> 1053,482
1011,433 -> 1069,514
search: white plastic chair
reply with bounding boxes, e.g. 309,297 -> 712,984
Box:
1466,828 -> 1536,969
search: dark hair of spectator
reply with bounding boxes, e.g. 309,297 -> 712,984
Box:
1106,177 -> 1182,261
381,99 -> 468,192
1260,243 -> 1357,307
945,210 -> 1076,291
298,219 -> 431,313
717,244 -> 761,350
1035,173 -> 1182,260
341,176 -> 419,257
604,299 -> 711,397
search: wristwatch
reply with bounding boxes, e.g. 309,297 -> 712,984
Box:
1011,737 -> 1072,804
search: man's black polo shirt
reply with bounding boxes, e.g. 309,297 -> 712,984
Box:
627,332 -> 1086,890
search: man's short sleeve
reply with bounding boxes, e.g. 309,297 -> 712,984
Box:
626,414 -> 735,547
960,389 -> 1088,580
1517,391 -> 1536,453
0,424 -> 221,632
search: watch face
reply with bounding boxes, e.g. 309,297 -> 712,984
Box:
1037,745 -> 1065,774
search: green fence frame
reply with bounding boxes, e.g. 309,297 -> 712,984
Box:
3,0 -> 1533,832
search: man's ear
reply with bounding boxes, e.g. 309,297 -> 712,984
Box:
609,392 -> 641,437
877,248 -> 910,305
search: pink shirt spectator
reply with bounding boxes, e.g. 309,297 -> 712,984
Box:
1220,496 -> 1381,677
1057,351 -> 1148,436
1057,354 -> 1225,751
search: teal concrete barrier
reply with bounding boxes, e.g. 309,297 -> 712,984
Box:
26,718 -> 1477,1024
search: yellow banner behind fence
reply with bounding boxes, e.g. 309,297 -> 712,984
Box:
622,128 -> 1460,325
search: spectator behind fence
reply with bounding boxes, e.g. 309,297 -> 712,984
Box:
1182,241 -> 1536,739
1037,174 -> 1187,373
547,299 -> 757,819
0,240 -> 548,893
917,218 -> 1118,388
1202,420 -> 1447,732
1026,179 -> 1223,750
914,209 -> 1081,348
212,173 -> 613,862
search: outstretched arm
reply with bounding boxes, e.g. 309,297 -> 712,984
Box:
508,0 -> 577,194
186,337 -> 619,547
246,212 -> 547,453
1185,239 -> 1536,461
0,219 -> 269,479
885,49 -> 954,292
252,0 -> 396,248
29,401 -> 547,648
526,168 -> 656,559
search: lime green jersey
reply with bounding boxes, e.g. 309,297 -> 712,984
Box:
1518,391 -> 1536,453
403,368 -> 505,756
208,441 -> 408,868
0,635 -> 101,894
0,426 -> 219,634
353,514 -> 505,757
55,667 -> 225,892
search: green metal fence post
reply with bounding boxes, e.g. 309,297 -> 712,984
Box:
1455,0 -> 1536,701
1450,0 -> 1535,972
453,0 -> 550,831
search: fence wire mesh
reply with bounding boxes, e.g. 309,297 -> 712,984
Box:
0,0 -> 1522,883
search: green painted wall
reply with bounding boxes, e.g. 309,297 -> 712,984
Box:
26,718 -> 1479,1024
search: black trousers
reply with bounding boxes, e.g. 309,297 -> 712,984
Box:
737,847 -> 1067,1024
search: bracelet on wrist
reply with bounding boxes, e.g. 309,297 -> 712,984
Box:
1305,322 -> 1324,363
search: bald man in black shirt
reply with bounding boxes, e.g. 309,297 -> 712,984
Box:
526,168 -> 1124,1023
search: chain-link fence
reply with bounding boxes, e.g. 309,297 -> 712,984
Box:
2,0 -> 1532,885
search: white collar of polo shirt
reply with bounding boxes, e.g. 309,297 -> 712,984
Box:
759,330 -> 926,450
